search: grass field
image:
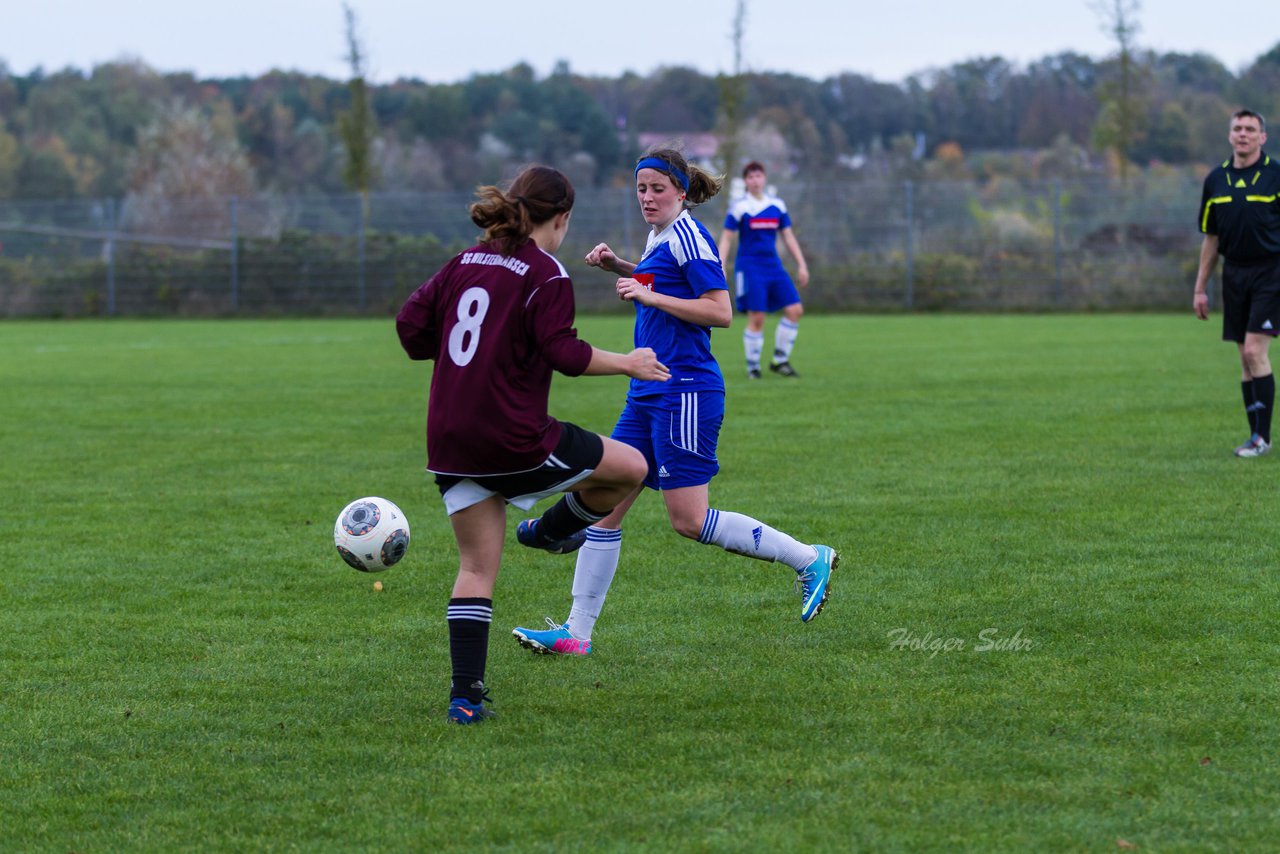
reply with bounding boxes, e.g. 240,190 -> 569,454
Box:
2,313 -> 1278,852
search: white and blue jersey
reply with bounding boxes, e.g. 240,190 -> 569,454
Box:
723,193 -> 800,313
723,193 -> 793,261
628,210 -> 727,399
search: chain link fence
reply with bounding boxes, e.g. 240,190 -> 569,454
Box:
0,177 -> 1206,318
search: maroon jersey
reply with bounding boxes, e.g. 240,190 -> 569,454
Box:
396,238 -> 594,475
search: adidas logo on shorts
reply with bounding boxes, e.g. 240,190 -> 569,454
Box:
658,465 -> 670,478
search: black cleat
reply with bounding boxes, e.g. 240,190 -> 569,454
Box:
516,519 -> 587,554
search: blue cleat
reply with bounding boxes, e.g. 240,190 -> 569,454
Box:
516,519 -> 587,555
447,682 -> 495,724
797,545 -> 837,622
513,618 -> 592,655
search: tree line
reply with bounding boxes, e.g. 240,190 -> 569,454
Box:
1,41 -> 1278,204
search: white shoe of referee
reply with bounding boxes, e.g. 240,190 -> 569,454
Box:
1234,434 -> 1271,457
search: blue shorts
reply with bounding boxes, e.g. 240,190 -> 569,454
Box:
735,260 -> 801,313
611,392 -> 723,490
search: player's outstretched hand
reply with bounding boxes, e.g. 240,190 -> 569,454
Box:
1193,292 -> 1210,320
586,243 -> 618,272
626,347 -> 670,382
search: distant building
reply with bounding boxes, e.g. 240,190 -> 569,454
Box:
635,132 -> 721,171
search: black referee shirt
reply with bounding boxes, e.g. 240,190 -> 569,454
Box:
1199,151 -> 1280,263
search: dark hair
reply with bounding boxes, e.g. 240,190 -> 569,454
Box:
1232,109 -> 1267,133
636,145 -> 723,207
469,165 -> 575,256
742,161 -> 766,178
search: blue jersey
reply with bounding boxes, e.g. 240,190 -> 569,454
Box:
629,210 -> 726,398
723,193 -> 793,261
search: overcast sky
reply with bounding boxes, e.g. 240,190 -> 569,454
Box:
5,0 -> 1276,84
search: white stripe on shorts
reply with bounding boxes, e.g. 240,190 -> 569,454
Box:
680,392 -> 698,454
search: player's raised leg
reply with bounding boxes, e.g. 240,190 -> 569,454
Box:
517,434 -> 647,552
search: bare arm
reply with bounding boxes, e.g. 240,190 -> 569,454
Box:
716,229 -> 736,276
1193,234 -> 1219,320
583,346 -> 670,381
615,280 -> 733,328
779,227 -> 810,287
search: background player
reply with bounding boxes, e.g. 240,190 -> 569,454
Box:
396,165 -> 668,723
717,161 -> 811,378
512,148 -> 837,657
1193,109 -> 1280,457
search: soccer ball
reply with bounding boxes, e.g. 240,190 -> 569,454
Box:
334,497 -> 410,572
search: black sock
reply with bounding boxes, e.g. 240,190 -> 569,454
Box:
1239,381 -> 1259,435
1253,374 -> 1275,443
1243,380 -> 1259,434
447,598 -> 492,702
538,493 -> 607,542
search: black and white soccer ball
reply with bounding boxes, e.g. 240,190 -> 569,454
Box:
334,497 -> 410,572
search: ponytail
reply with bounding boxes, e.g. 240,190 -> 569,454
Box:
469,165 -> 575,256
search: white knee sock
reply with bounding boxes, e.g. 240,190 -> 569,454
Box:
698,509 -> 817,571
744,329 -> 764,371
566,527 -> 622,640
773,318 -> 799,363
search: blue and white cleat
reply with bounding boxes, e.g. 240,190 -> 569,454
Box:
516,519 -> 587,554
513,618 -> 592,655
797,545 -> 837,622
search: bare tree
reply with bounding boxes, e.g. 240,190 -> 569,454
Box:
716,0 -> 748,180
125,100 -> 256,237
1090,0 -> 1146,182
338,3 -> 376,210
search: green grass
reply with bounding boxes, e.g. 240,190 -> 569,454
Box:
2,314 -> 1278,852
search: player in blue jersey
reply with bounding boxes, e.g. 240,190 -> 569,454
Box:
511,147 -> 837,656
718,161 -> 811,378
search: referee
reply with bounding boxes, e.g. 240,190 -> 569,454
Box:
1194,109 -> 1280,457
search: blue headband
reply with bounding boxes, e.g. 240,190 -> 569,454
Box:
635,157 -> 689,191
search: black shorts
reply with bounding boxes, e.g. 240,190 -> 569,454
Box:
434,422 -> 604,515
1222,257 -> 1280,343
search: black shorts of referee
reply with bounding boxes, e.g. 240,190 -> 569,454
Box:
1222,256 -> 1280,343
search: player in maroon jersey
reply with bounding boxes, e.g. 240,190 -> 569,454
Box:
396,165 -> 669,724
